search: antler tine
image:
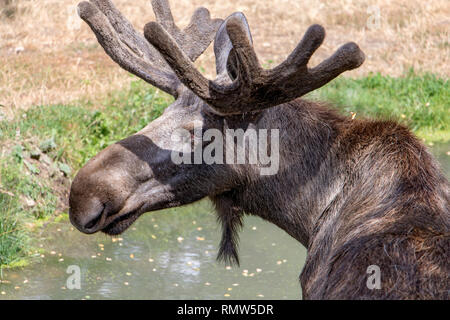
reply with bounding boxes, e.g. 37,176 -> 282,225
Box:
150,0 -> 223,62
78,0 -> 222,98
78,1 -> 179,96
151,0 -> 176,32
145,15 -> 364,115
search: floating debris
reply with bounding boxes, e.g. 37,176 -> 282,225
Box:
173,283 -> 179,287
124,282 -> 129,286
256,268 -> 262,273
58,258 -> 64,262
50,251 -> 56,255
23,279 -> 28,284
152,268 -> 157,272
276,261 -> 282,265
177,237 -> 184,243
252,226 -> 257,230
225,266 -> 231,270
1,292 -> 5,295
205,282 -> 211,286
148,258 -> 154,262
196,236 -> 205,241
257,294 -> 265,298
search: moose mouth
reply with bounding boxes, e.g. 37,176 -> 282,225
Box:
101,206 -> 144,235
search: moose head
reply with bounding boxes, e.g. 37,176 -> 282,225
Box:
69,0 -> 364,265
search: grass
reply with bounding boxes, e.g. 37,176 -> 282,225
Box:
310,70 -> 449,142
0,71 -> 448,268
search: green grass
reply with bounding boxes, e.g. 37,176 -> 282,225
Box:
310,69 -> 449,142
0,71 -> 448,268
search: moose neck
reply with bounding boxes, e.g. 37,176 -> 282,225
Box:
213,99 -> 347,247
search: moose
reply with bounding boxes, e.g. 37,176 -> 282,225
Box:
69,0 -> 449,299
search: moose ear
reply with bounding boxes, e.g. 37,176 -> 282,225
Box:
214,12 -> 253,80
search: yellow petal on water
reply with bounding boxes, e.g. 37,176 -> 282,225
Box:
196,236 -> 205,241
173,283 -> 179,287
192,221 -> 197,225
243,269 -> 248,273
106,257 -> 112,261
149,258 -> 154,262
154,224 -> 158,228
151,235 -> 157,239
14,286 -> 20,290
283,259 -> 287,263
50,251 -> 56,255
119,243 -> 123,246
252,226 -> 257,230
227,288 -> 232,291
192,267 -> 200,271
58,253 -> 62,257
97,253 -> 101,256
126,272 -> 132,276
57,228 -> 61,232
257,294 -> 264,298
124,282 -> 129,286
40,254 -> 45,258
224,293 -> 230,297
23,279 -> 28,284
152,268 -> 157,272
91,255 -> 97,259
232,283 -> 239,287
249,273 -> 255,277
205,282 -> 211,286
1,292 -> 5,295
98,243 -> 104,247
100,248 -> 104,251
256,268 -> 262,273
225,266 -> 231,270
177,237 -> 184,243
401,114 -> 406,119
130,254 -> 134,259
197,227 -> 203,231
276,261 -> 282,265
446,151 -> 450,156
187,261 -> 192,266
58,258 -> 64,262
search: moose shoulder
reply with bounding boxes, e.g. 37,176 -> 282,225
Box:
69,0 -> 450,299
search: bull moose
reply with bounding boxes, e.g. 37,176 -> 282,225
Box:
69,0 -> 449,299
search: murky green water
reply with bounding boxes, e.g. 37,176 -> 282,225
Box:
0,143 -> 448,300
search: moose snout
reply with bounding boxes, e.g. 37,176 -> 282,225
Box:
69,198 -> 106,234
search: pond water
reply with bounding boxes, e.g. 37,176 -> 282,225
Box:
0,143 -> 448,300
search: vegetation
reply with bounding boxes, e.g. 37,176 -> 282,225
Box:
0,71 -> 448,268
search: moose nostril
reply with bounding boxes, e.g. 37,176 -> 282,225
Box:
84,212 -> 103,230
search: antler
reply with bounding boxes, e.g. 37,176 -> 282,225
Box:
144,15 -> 365,114
77,0 -> 223,97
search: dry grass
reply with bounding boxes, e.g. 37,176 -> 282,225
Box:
1,0 -> 449,117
